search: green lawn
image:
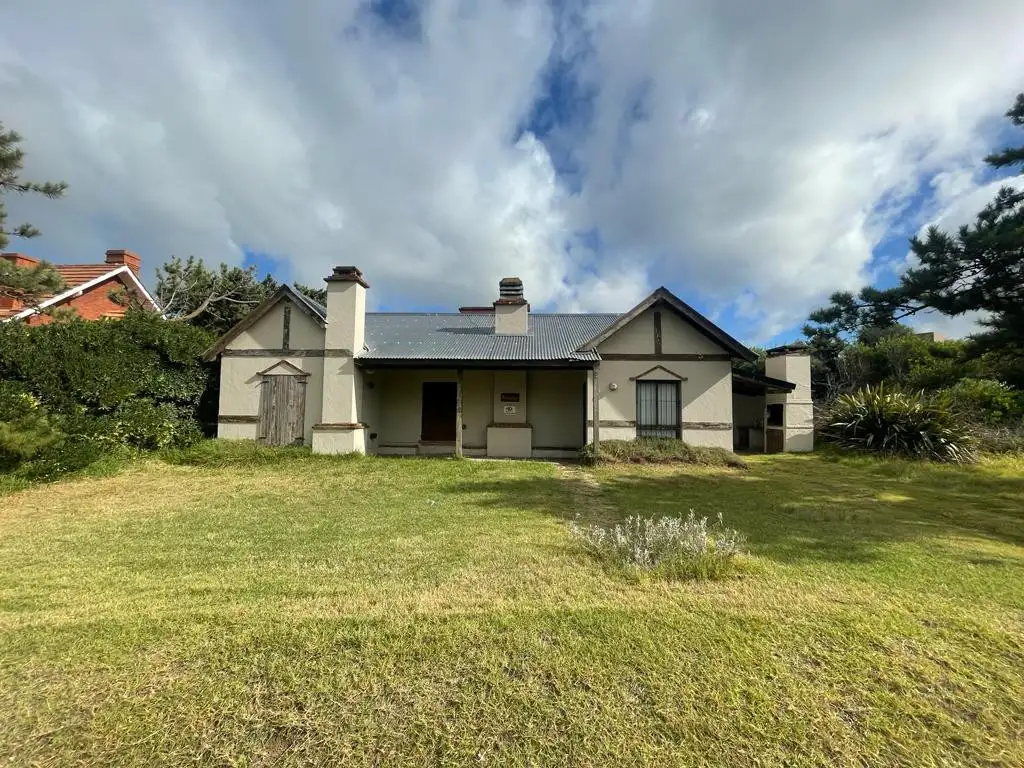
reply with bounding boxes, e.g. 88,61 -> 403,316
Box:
1,447 -> 1023,766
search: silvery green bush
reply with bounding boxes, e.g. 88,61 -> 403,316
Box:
569,512 -> 745,580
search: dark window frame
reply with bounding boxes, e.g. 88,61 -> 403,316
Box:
635,379 -> 682,439
767,403 -> 784,427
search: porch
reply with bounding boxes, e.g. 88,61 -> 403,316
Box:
360,364 -> 590,458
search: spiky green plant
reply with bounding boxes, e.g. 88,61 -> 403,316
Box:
821,384 -> 976,463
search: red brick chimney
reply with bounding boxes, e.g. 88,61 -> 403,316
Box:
105,249 -> 141,275
0,254 -> 40,312
1,252 -> 41,269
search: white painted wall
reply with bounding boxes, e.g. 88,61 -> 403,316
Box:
217,355 -> 324,445
660,309 -> 730,355
492,371 -> 527,423
590,303 -> 736,449
230,300 -> 325,350
527,370 -> 587,449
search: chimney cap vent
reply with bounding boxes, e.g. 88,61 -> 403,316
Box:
495,276 -> 526,305
325,265 -> 370,288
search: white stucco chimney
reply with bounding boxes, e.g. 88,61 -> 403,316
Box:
312,266 -> 369,456
493,277 -> 529,335
324,266 -> 367,353
765,344 -> 814,452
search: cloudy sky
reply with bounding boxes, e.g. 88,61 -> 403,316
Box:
2,0 -> 1023,343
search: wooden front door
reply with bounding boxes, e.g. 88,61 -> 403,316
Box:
421,381 -> 457,442
258,375 -> 307,446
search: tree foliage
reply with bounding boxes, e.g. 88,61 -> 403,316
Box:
294,283 -> 327,305
0,257 -> 65,308
155,256 -> 279,336
154,255 -> 330,335
0,311 -> 215,455
0,122 -> 67,307
0,122 -> 67,250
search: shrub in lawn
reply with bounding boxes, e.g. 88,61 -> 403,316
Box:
939,378 -> 1024,426
160,438 -> 314,468
579,438 -> 747,469
820,384 -> 976,463
568,512 -> 746,580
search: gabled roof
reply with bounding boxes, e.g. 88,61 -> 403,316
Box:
578,287 -> 756,362
201,284 -> 325,361
204,283 -> 758,367
2,265 -> 160,322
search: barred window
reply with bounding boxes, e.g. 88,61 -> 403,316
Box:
636,380 -> 680,438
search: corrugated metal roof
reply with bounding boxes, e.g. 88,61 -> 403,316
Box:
290,288 -> 327,322
361,312 -> 618,362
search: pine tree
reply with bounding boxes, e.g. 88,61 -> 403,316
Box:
805,90 -> 1024,382
155,256 -> 280,336
0,122 -> 67,306
294,283 -> 327,305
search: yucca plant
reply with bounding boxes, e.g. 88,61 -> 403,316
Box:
820,384 -> 976,463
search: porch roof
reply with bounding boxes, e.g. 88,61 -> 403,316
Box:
732,372 -> 797,396
360,312 -> 618,364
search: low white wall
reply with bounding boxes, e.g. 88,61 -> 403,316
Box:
487,426 -> 532,458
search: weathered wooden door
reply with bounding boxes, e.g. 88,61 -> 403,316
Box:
257,375 -> 307,446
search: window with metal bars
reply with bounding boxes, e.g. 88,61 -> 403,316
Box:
636,380 -> 681,438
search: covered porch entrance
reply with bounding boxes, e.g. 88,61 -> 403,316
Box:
359,363 -> 590,458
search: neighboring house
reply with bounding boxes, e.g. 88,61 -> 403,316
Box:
0,250 -> 159,324
204,267 -> 813,457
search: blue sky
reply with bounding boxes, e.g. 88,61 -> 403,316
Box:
3,0 -> 1024,344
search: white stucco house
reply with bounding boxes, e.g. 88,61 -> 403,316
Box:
203,267 -> 813,457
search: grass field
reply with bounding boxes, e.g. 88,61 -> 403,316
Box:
1,445 -> 1023,766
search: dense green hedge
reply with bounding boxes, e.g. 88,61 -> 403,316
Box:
0,311 -> 216,479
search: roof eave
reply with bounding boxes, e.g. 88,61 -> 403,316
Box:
355,357 -> 597,369
201,284 -> 326,361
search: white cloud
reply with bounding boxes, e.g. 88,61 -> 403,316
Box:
564,0 -> 1024,336
1,0 -> 1022,338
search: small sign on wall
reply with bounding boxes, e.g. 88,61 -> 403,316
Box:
503,404 -> 517,416
500,392 -> 520,402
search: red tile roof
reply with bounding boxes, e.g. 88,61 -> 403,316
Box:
54,264 -> 118,289
0,264 -> 136,319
